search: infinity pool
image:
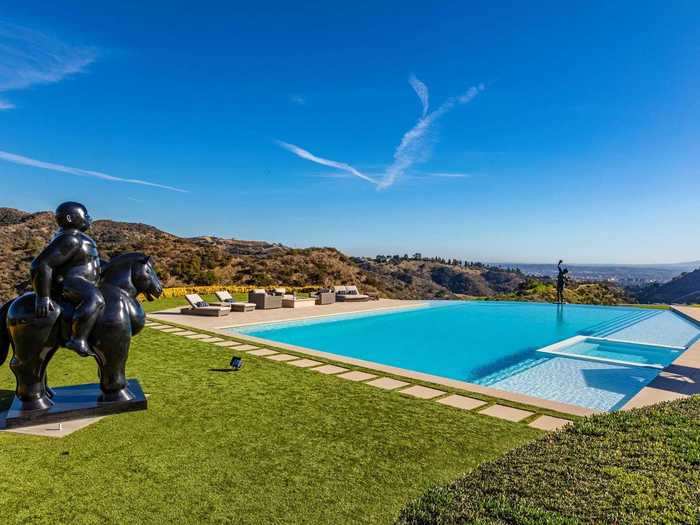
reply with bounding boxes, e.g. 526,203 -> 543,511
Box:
231,302 -> 700,411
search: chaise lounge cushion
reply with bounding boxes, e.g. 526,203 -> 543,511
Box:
182,294 -> 230,316
215,290 -> 235,303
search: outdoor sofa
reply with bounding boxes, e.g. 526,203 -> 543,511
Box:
180,294 -> 231,316
248,289 -> 283,310
333,285 -> 371,302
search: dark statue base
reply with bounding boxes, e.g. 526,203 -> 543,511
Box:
0,379 -> 147,430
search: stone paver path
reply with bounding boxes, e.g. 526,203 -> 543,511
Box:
266,353 -> 299,362
311,364 -> 348,375
528,415 -> 572,431
365,377 -> 410,390
247,348 -> 277,356
288,358 -> 323,368
337,371 -> 377,382
479,404 -> 533,422
399,385 -> 445,399
236,344 -> 260,351
437,394 -> 487,411
200,337 -> 224,343
215,341 -> 242,347
186,334 -> 211,340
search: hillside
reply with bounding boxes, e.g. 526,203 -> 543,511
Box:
0,208 -> 527,303
492,277 -> 635,305
635,268 -> 700,304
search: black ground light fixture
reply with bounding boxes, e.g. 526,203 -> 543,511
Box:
230,356 -> 243,371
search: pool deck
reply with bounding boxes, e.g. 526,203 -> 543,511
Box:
622,305 -> 700,410
149,298 -> 426,330
149,299 -> 595,417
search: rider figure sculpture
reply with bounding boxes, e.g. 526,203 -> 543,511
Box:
30,202 -> 105,357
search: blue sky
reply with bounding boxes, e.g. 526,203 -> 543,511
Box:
1,2 -> 699,264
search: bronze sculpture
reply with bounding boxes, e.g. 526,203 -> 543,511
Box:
0,202 -> 162,427
556,259 -> 568,304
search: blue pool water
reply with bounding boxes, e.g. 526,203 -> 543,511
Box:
231,302 -> 700,411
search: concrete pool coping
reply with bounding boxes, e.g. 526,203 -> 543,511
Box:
149,300 -> 598,417
621,306 -> 700,410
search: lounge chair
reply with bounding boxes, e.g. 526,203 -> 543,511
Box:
214,290 -> 256,312
334,284 -> 370,302
248,289 -> 283,310
180,294 -> 230,316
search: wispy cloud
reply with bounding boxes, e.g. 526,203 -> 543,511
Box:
276,141 -> 377,184
278,76 -> 483,190
378,83 -> 483,190
0,22 -> 97,108
0,99 -> 15,110
0,150 -> 188,193
409,74 -> 429,117
289,94 -> 306,105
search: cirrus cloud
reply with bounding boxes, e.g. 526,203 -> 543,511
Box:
278,75 -> 483,190
0,22 -> 97,109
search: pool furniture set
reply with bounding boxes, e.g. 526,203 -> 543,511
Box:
179,285 -> 372,317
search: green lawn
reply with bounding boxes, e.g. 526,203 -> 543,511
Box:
0,328 -> 539,524
398,397 -> 700,524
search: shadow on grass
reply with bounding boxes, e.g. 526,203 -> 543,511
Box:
0,389 -> 15,411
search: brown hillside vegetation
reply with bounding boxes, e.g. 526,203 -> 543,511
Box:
0,208 -> 529,302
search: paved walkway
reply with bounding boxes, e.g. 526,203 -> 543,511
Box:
149,298 -> 425,330
144,319 -> 573,432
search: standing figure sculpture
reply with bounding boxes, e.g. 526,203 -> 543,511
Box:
0,202 -> 162,425
556,259 -> 569,304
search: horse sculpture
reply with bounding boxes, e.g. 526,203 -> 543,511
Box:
0,253 -> 163,413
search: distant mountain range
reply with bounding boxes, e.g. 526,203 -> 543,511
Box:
634,269 -> 700,304
492,261 -> 700,285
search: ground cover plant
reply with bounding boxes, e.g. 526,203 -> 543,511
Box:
397,397 -> 700,524
0,328 -> 539,524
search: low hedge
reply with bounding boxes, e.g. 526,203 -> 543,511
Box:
160,284 -> 321,298
397,397 -> 700,524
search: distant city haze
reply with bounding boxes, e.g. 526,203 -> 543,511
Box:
1,3 -> 699,264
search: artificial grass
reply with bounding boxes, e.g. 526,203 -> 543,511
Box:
397,397 -> 700,525
0,329 -> 539,524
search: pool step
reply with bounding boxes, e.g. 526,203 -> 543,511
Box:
584,311 -> 653,336
583,311 -> 648,336
596,311 -> 662,338
584,310 -> 661,338
477,357 -> 550,386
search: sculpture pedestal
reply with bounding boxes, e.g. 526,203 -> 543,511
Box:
0,379 -> 147,430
